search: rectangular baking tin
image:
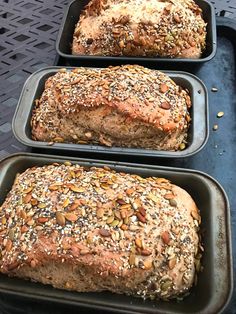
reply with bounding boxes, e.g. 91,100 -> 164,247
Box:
0,153 -> 232,314
12,67 -> 208,158
56,0 -> 217,65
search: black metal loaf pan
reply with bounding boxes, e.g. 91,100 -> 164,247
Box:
56,0 -> 217,65
12,67 -> 208,158
0,153 -> 232,314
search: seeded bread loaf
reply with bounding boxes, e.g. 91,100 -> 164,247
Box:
0,162 -> 202,300
72,0 -> 207,58
31,65 -> 191,151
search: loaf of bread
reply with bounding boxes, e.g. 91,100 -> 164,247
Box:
72,0 -> 207,58
0,162 -> 202,300
31,65 -> 191,151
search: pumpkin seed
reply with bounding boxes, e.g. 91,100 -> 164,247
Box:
116,199 -> 126,205
38,203 -> 46,209
114,210 -> 121,220
99,228 -> 111,237
124,216 -> 129,225
138,207 -> 146,217
31,198 -> 38,206
106,216 -> 114,224
144,259 -> 153,270
62,198 -> 70,208
120,204 -> 131,210
169,199 -> 177,207
111,219 -> 120,227
80,249 -> 90,255
136,212 -> 146,223
20,210 -> 27,220
217,111 -> 224,118
65,213 -> 78,222
141,249 -> 152,256
117,219 -> 123,227
160,83 -> 169,93
164,193 -> 174,200
21,225 -> 28,233
70,186 -> 85,193
126,189 -> 134,195
8,229 -> 15,241
101,184 -> 110,190
120,224 -> 128,231
148,193 -> 159,203
56,212 -> 65,226
69,202 -> 79,211
156,178 -> 169,184
27,219 -> 34,226
86,235 -> 93,244
135,238 -> 143,248
64,161 -> 72,166
96,208 -> 104,218
48,185 -> 59,191
161,101 -> 171,110
37,217 -> 49,223
129,253 -> 136,266
161,231 -> 170,244
5,239 -> 12,251
23,187 -> 33,194
23,193 -> 32,203
161,280 -> 172,291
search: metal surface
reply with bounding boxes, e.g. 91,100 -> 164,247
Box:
12,67 -> 208,158
0,0 -> 235,161
55,21 -> 236,314
0,152 -> 233,314
0,0 -> 236,313
56,0 -> 216,64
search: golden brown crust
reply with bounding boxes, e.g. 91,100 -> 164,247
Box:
72,0 -> 207,58
0,163 -> 202,300
31,65 -> 191,151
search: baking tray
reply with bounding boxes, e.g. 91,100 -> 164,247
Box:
56,0 -> 217,65
12,68 -> 208,158
0,153 -> 232,314
56,0 -> 217,66
37,16 -> 236,314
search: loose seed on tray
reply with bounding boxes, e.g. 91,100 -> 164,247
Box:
217,112 -> 224,118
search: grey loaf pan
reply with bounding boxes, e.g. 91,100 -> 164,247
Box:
12,66 -> 208,158
56,0 -> 217,64
0,153 -> 233,314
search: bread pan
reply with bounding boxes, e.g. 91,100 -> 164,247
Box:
0,153 -> 232,314
55,0 -> 217,66
12,66 -> 208,158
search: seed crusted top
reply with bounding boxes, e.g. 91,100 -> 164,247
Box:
0,163 -> 202,300
72,0 -> 207,58
31,65 -> 191,138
